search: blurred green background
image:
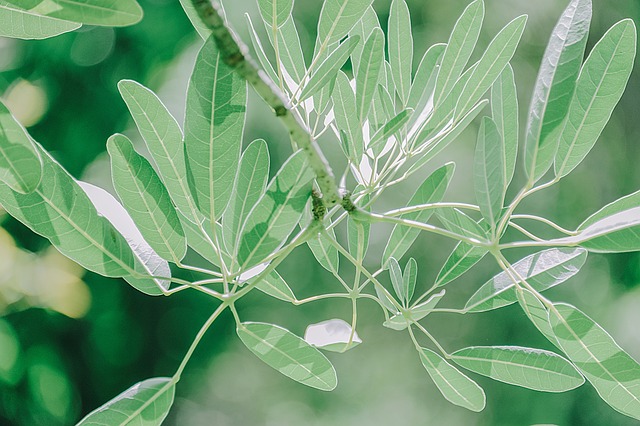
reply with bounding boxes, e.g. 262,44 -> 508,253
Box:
1,0 -> 640,425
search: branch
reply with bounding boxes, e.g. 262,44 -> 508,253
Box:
190,0 -> 341,207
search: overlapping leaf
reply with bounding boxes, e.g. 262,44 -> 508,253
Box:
388,0 -> 413,105
317,0 -> 373,45
474,117 -> 505,231
0,2 -> 80,39
17,0 -> 143,27
491,64 -> 518,189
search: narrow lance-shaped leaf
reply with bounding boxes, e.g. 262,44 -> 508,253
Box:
76,377 -> 175,426
302,205 -> 339,273
554,19 -> 637,178
237,322 -> 338,391
185,35 -> 247,223
22,0 -> 143,27
317,0 -> 374,45
246,14 -> 279,85
79,182 -> 171,296
300,36 -> 361,102
271,17 -> 307,90
516,287 -> 560,347
388,0 -> 413,105
349,5 -> 381,77
384,290 -> 444,331
403,257 -> 417,303
549,303 -> 640,420
455,14 -> 527,118
178,0 -> 211,39
552,206 -> 640,253
237,151 -> 314,269
257,0 -> 293,28
435,241 -> 488,288
347,187 -> 370,259
388,257 -> 405,304
436,208 -> 488,242
382,163 -> 455,266
369,108 -> 412,153
118,80 -> 202,226
356,28 -> 384,123
474,117 -> 505,231
419,347 -> 486,412
0,3 -> 80,39
332,71 -> 363,162
0,100 -> 42,193
465,248 -> 587,313
524,0 -> 591,181
451,346 -> 585,392
107,134 -> 187,264
433,0 -> 484,106
0,147 -> 138,279
248,270 -> 295,303
406,43 -> 446,131
223,139 -> 269,257
491,64 -> 518,189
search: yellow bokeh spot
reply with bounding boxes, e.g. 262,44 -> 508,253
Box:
2,79 -> 49,127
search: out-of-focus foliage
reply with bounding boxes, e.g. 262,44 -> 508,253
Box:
0,0 -> 639,425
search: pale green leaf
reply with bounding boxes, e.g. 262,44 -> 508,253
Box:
388,0 -> 413,105
554,19 -> 637,178
178,0 -> 210,39
0,100 -> 42,193
403,257 -> 417,303
384,290 -> 444,331
451,346 -> 584,392
249,271 -> 295,302
474,117 -> 505,230
375,284 -> 398,313
406,43 -> 446,131
435,241 -> 488,288
237,151 -> 314,269
302,202 -> 339,273
356,28 -> 384,123
185,35 -> 247,223
388,257 -> 405,304
304,319 -> 361,353
76,377 -> 175,426
317,0 -> 373,45
433,0 -> 484,106
0,2 -> 80,39
300,36 -> 360,102
524,0 -> 591,181
491,64 -> 518,189
272,17 -> 307,89
436,208 -> 488,242
347,187 -> 370,259
549,303 -> 640,420
223,139 -> 269,256
178,212 -> 225,267
237,322 -> 338,391
455,14 -> 527,117
369,108 -> 412,153
382,163 -> 455,266
516,287 -> 559,347
349,5 -> 381,77
465,248 -> 587,313
79,182 -> 170,296
332,71 -> 363,161
246,14 -> 280,86
22,0 -> 143,27
257,0 -> 293,28
419,347 -> 486,412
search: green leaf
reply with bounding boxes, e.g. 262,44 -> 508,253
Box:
76,377 -> 175,425
237,322 -> 338,391
375,284 -> 398,313
0,2 -> 80,39
433,0 -> 484,107
23,0 -> 143,27
388,257 -> 405,304
524,0 -> 591,181
79,182 -> 170,296
474,117 -> 505,231
406,43 -> 445,130
117,80 -> 202,226
382,163 -> 455,266
435,241 -> 488,288
185,35 -> 247,223
300,36 -> 360,102
388,0 -> 413,105
317,0 -> 373,45
237,151 -> 314,269
419,347 -> 486,412
348,5 -> 380,73
347,187 -> 370,259
178,0 -> 210,39
573,190 -> 640,253
451,346 -> 584,392
257,0 -> 293,28
271,17 -> 307,89
384,290 -> 444,331
455,14 -> 527,117
436,208 -> 488,242
356,28 -> 384,123
403,257 -> 417,303
369,108 -> 412,153
491,64 -> 518,189
332,71 -> 364,162
516,288 -> 559,347
249,271 -> 295,302
549,303 -> 640,420
223,139 -> 269,256
554,19 -> 637,178
246,14 -> 279,85
0,148 -> 139,279
465,248 -> 587,313
0,101 -> 42,193
178,212 -> 222,267
108,134 -> 187,264
555,207 -> 640,253
304,319 -> 361,353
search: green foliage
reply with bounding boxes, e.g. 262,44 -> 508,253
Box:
1,0 -> 639,423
